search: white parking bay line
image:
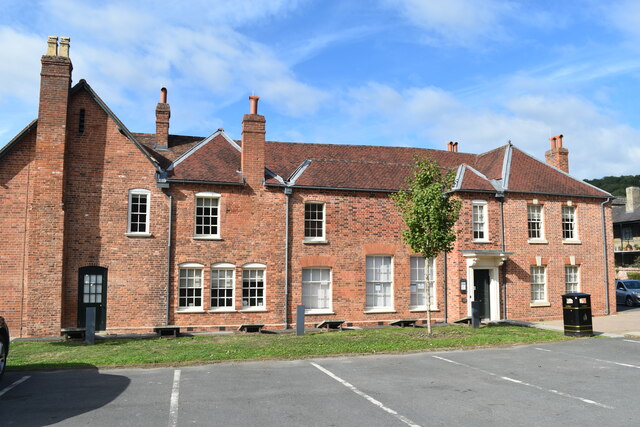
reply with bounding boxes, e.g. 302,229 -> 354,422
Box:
623,339 -> 640,344
0,376 -> 30,397
433,356 -> 613,409
168,369 -> 181,427
311,362 -> 421,427
534,347 -> 640,369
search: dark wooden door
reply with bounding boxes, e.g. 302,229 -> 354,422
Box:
474,269 -> 491,319
78,267 -> 107,331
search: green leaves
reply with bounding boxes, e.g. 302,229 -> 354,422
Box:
391,155 -> 461,259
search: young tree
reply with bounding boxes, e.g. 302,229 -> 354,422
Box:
391,156 -> 461,334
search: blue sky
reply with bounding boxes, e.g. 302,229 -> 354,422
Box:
1,0 -> 640,179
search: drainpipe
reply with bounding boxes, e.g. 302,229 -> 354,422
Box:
601,198 -> 612,315
284,187 -> 293,329
162,191 -> 173,325
443,251 -> 448,323
498,193 -> 507,320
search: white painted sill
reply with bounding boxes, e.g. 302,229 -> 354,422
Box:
176,308 -> 205,313
563,239 -> 582,245
208,309 -> 236,313
364,309 -> 396,314
473,239 -> 491,244
305,310 -> 335,316
193,236 -> 223,241
239,308 -> 268,313
528,238 -> 548,244
410,307 -> 439,312
125,232 -> 152,238
530,302 -> 551,307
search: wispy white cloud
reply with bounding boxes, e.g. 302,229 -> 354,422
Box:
341,81 -> 640,179
3,0 -> 328,133
383,0 -> 515,47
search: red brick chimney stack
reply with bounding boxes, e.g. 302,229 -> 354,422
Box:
155,87 -> 170,150
545,134 -> 569,173
241,95 -> 266,187
25,36 -> 73,336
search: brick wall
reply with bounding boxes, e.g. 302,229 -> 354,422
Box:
62,89 -> 169,333
0,127 -> 36,336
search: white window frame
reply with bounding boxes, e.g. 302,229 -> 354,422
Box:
126,189 -> 151,236
410,257 -> 436,310
302,268 -> 332,314
530,266 -> 547,303
472,201 -> 489,242
562,205 -> 578,241
365,255 -> 393,312
178,263 -> 204,312
241,263 -> 266,311
210,262 -> 235,311
304,202 -> 326,242
527,204 -> 546,242
565,265 -> 580,293
194,192 -> 221,239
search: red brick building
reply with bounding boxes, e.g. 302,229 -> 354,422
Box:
0,38 -> 616,338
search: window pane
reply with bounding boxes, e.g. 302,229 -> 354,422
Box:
302,268 -> 331,310
366,256 -> 393,309
211,268 -> 234,308
304,203 -> 324,239
179,268 -> 203,309
242,269 -> 265,308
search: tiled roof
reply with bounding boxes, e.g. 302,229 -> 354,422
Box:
168,133 -> 243,184
135,133 -> 203,169
158,132 -> 610,197
507,147 -> 609,198
613,205 -> 640,223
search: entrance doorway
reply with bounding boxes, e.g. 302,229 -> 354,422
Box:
473,269 -> 491,319
78,266 -> 107,331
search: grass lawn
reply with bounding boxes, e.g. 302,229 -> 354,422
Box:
8,324 -> 571,371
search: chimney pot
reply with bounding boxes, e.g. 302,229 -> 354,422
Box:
59,37 -> 70,58
453,142 -> 458,153
249,95 -> 260,115
626,187 -> 640,213
155,88 -> 171,150
545,134 -> 569,173
46,36 -> 58,56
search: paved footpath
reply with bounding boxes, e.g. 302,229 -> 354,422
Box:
531,306 -> 640,337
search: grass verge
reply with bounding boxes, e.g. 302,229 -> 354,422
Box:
8,324 -> 571,371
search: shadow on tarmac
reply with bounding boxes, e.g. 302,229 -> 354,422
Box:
0,365 -> 130,426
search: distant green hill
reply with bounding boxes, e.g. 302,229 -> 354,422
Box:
584,175 -> 640,197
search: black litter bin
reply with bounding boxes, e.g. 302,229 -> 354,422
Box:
562,293 -> 593,337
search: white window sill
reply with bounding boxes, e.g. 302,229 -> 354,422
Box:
193,236 -> 223,241
303,239 -> 329,245
473,239 -> 491,244
364,308 -> 396,314
530,301 -> 551,307
563,239 -> 581,245
208,309 -> 236,313
305,310 -> 335,316
177,308 -> 204,313
528,238 -> 548,244
125,232 -> 152,238
410,307 -> 439,312
240,308 -> 268,312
